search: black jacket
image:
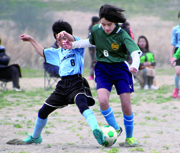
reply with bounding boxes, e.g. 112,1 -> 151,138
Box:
0,46 -> 10,67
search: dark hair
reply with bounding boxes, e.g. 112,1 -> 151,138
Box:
52,19 -> 73,39
137,35 -> 149,51
178,11 -> 180,18
99,4 -> 126,23
92,16 -> 100,24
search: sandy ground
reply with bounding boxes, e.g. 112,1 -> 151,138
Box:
1,75 -> 180,153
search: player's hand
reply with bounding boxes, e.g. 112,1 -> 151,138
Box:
129,67 -> 138,74
19,34 -> 32,41
143,62 -> 151,66
57,31 -> 66,40
170,57 -> 177,67
62,40 -> 73,49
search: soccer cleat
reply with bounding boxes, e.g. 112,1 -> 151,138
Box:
125,137 -> 139,147
172,88 -> 179,98
116,126 -> 123,137
23,133 -> 42,144
93,129 -> 105,145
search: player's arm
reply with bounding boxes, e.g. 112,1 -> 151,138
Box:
170,28 -> 176,63
123,35 -> 142,73
129,50 -> 142,73
58,31 -> 75,42
170,45 -> 175,62
171,57 -> 177,67
63,39 -> 95,49
20,34 -> 44,57
72,39 -> 95,49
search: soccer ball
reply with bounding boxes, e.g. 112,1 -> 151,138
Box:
101,125 -> 117,147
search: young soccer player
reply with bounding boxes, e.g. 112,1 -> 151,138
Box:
62,4 -> 142,147
19,19 -> 105,145
170,11 -> 180,99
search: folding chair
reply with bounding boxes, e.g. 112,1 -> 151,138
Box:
44,70 -> 60,90
43,62 -> 60,90
0,78 -> 12,90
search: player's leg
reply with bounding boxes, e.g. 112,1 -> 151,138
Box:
23,104 -> 57,144
173,66 -> 180,98
142,68 -> 149,89
75,94 -> 104,145
95,62 -> 122,136
97,88 -> 122,136
173,49 -> 180,98
120,93 -> 138,146
88,48 -> 95,80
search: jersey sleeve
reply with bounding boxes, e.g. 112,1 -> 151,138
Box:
73,36 -> 86,54
122,32 -> 141,54
89,24 -> 99,45
44,48 -> 60,67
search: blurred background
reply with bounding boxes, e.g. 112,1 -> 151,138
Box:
0,0 -> 180,70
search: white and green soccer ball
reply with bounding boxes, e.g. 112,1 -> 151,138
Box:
101,125 -> 117,147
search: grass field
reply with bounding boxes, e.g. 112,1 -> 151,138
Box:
0,1 -> 180,152
0,67 -> 180,153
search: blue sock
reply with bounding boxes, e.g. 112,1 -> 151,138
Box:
100,106 -> 119,130
175,75 -> 180,89
124,113 -> 134,138
32,117 -> 47,138
83,109 -> 100,131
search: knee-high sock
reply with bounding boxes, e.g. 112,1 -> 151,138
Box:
124,113 -> 134,138
100,106 -> 119,130
32,117 -> 47,138
83,109 -> 100,131
175,75 -> 180,89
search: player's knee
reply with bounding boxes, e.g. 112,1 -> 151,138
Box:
38,108 -> 48,119
99,99 -> 109,109
75,94 -> 89,114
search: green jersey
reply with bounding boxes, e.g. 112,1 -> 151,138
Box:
89,24 -> 140,63
173,47 -> 180,59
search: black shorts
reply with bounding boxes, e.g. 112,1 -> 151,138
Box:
174,48 -> 180,66
45,74 -> 95,108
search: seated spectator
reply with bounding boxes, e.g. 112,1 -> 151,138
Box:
0,38 -> 22,91
136,35 -> 158,90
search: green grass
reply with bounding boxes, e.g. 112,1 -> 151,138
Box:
21,69 -> 44,78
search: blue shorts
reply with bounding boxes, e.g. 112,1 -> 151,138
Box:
94,62 -> 134,95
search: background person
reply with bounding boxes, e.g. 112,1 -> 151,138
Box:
170,11 -> 180,99
136,35 -> 158,90
88,16 -> 100,80
0,38 -> 22,91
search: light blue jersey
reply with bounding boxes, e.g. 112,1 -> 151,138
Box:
171,25 -> 180,48
44,37 -> 85,77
